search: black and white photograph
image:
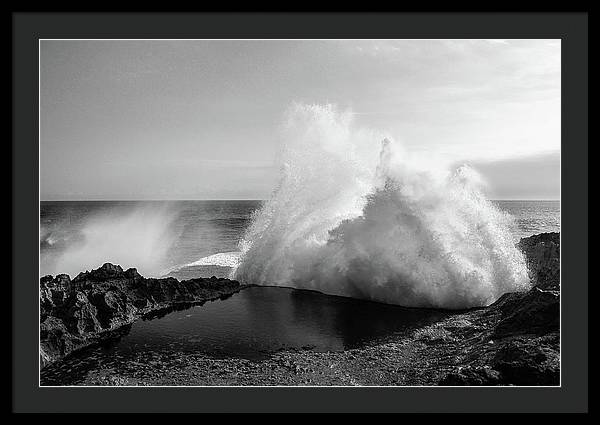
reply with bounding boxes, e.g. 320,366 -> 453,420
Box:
38,38 -> 562,387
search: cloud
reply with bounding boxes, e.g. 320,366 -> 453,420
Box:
465,151 -> 560,200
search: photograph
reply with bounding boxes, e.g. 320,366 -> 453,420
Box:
38,39 -> 561,387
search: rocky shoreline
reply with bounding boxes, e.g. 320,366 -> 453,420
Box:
40,232 -> 560,386
40,264 -> 248,368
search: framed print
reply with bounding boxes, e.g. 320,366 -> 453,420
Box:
12,11 -> 588,413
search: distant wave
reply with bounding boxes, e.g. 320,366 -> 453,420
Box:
161,251 -> 242,276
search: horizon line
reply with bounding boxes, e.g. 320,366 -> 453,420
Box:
39,198 -> 561,202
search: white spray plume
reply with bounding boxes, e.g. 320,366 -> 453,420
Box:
53,203 -> 179,278
235,104 -> 530,309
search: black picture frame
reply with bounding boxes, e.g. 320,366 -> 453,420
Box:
12,12 -> 588,413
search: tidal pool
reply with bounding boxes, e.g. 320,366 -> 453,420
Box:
40,286 -> 449,385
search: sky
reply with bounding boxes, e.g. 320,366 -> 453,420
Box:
40,39 -> 560,200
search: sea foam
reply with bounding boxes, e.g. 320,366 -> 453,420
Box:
234,104 -> 530,309
161,251 -> 242,276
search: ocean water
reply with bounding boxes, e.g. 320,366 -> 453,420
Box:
491,200 -> 561,241
40,200 -> 261,280
40,200 -> 559,280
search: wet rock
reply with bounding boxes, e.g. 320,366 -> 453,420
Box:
64,292 -> 102,335
40,316 -> 86,369
492,336 -> 560,385
518,232 -> 560,290
491,287 -> 559,338
439,366 -> 501,386
413,326 -> 453,344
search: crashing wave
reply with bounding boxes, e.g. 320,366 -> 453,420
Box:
234,104 -> 530,309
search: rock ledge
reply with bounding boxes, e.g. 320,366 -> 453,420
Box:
40,263 -> 245,368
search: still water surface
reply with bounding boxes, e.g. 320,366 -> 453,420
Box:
40,286 -> 450,385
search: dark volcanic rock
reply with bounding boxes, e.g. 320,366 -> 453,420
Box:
491,287 -> 559,338
491,335 -> 560,385
517,232 -> 560,290
439,366 -> 501,386
40,263 -> 245,368
438,232 -> 561,386
492,233 -> 560,340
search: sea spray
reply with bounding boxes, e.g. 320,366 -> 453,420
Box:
234,104 -> 530,308
51,202 -> 180,278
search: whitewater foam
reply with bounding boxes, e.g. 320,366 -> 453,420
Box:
234,104 -> 530,309
161,251 -> 242,276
